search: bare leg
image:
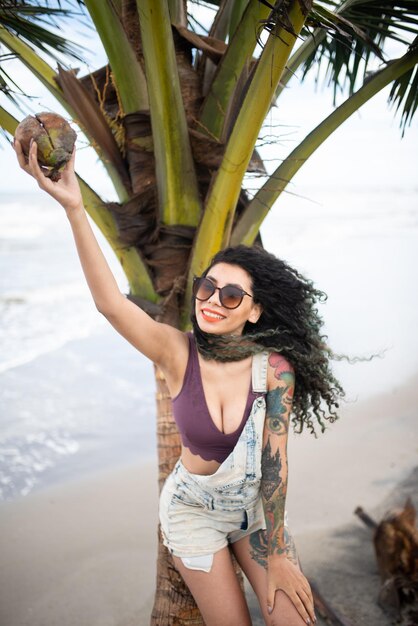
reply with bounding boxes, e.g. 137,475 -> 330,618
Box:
173,546 -> 252,626
232,528 -> 309,626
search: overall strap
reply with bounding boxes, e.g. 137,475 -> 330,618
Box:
252,351 -> 269,393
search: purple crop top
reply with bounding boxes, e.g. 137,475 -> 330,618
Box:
172,333 -> 262,463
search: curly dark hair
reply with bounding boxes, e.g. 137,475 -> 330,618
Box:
190,245 -> 344,435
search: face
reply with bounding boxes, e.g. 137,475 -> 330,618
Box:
194,263 -> 263,336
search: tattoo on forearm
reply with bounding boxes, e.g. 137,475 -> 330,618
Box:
258,354 -> 294,559
261,437 -> 282,501
264,482 -> 287,556
284,526 -> 299,566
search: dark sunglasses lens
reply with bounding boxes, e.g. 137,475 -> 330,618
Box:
193,278 -> 215,301
220,286 -> 243,309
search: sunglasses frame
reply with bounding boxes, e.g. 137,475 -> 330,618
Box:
192,276 -> 253,310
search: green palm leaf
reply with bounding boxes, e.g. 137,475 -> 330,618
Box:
388,38 -> 418,134
0,1 -> 86,60
302,1 -> 418,96
0,0 -> 87,105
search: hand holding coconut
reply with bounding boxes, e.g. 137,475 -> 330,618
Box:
14,112 -> 82,213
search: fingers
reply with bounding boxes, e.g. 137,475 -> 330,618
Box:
305,585 -> 315,622
281,589 -> 312,625
60,147 -> 76,184
27,141 -> 52,190
271,585 -> 316,624
290,568 -> 315,623
28,140 -> 41,176
298,587 -> 316,624
299,573 -> 315,622
14,138 -> 44,183
13,139 -> 30,171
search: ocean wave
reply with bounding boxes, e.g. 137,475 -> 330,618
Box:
0,285 -> 102,373
0,429 -> 80,500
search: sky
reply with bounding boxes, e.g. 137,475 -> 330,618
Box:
0,7 -> 417,200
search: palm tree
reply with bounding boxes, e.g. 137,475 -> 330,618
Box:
1,1 -> 417,623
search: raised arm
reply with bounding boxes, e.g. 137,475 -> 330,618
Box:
262,353 -> 315,624
14,140 -> 188,378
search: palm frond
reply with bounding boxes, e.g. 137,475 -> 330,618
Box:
388,37 -> 418,135
302,1 -> 418,98
0,51 -> 30,106
56,65 -> 131,193
0,1 -> 87,61
258,0 -> 312,37
0,1 -> 88,107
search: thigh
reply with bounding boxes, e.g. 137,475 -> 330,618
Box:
231,530 -> 308,626
173,546 -> 252,626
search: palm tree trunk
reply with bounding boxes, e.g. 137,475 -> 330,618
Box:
151,367 -> 244,625
151,367 -> 203,625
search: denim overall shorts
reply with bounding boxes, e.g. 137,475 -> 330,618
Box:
159,351 -> 269,572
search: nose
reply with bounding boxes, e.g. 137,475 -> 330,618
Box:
206,286 -> 222,307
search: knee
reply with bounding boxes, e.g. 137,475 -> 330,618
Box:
268,590 -> 307,626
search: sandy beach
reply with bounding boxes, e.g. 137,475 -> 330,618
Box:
1,371 -> 417,626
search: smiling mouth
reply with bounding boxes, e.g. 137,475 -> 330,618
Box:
201,308 -> 226,321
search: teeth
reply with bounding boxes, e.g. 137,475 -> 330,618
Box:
202,310 -> 224,320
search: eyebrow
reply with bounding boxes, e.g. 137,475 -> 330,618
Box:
206,274 -> 245,290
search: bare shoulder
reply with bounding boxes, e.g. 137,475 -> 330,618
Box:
267,352 -> 295,392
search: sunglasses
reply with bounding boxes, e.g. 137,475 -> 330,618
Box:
192,276 -> 253,310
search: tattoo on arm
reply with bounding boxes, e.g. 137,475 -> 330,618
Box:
263,478 -> 287,556
259,355 -> 295,559
269,353 -> 295,386
265,387 -> 290,436
260,437 -> 281,500
284,527 -> 300,566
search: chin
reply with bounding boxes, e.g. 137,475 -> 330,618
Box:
197,321 -> 226,335
200,320 -> 244,338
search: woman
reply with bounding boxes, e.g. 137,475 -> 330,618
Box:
15,140 -> 343,625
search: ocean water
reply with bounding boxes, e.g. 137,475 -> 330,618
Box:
0,188 -> 417,500
0,196 -> 104,372
0,195 -> 155,500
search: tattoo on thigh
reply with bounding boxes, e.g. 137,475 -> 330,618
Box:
249,529 -> 268,569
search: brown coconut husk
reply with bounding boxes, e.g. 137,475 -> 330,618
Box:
15,112 -> 76,181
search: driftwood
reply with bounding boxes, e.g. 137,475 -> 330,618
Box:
355,498 -> 418,625
310,580 -> 355,626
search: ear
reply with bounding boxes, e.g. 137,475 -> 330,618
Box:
248,302 -> 263,324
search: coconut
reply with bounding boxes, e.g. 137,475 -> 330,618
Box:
15,112 -> 77,181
